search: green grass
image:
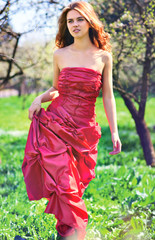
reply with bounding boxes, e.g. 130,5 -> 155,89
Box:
0,94 -> 155,240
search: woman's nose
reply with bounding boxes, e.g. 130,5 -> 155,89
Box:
73,21 -> 78,26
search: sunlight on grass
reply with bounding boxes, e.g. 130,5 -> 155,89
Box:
0,94 -> 155,240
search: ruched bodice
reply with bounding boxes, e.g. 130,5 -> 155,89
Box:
22,67 -> 103,240
58,67 -> 102,98
48,67 -> 102,119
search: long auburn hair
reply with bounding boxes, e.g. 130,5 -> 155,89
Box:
55,1 -> 112,53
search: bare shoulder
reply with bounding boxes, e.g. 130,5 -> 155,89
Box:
53,46 -> 71,57
53,48 -> 63,59
100,50 -> 113,65
94,49 -> 112,72
53,46 -> 73,70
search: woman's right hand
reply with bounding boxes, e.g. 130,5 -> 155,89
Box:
28,98 -> 42,121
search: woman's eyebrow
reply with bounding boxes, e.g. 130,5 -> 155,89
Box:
67,17 -> 84,21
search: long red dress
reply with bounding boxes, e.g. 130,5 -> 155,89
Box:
22,67 -> 102,240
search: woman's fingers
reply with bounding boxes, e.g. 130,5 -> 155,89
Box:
109,149 -> 120,155
113,140 -> 117,150
35,108 -> 40,115
28,108 -> 34,121
109,139 -> 122,155
28,104 -> 41,121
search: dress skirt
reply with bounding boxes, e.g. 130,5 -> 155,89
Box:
22,67 -> 102,239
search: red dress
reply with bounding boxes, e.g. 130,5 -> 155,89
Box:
22,67 -> 102,240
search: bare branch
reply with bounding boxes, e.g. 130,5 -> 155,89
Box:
132,0 -> 143,16
0,70 -> 23,86
0,0 -> 10,15
1,27 -> 20,38
113,82 -> 140,104
38,0 -> 59,4
1,36 -> 22,86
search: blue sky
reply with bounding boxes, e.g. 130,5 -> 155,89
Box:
1,0 -> 88,45
8,0 -> 67,45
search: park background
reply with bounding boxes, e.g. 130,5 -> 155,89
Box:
0,0 -> 155,239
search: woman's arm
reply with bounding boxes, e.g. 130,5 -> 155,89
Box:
28,50 -> 60,120
102,52 -> 122,155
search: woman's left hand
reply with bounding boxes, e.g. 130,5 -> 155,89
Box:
109,133 -> 122,155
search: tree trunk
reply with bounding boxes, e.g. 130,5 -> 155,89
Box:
122,94 -> 155,166
138,31 -> 153,119
135,118 -> 155,166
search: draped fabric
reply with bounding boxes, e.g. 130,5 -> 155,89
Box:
22,67 -> 102,240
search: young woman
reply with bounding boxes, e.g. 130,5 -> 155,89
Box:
21,1 -> 122,240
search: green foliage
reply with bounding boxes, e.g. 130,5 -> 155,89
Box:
0,95 -> 155,239
90,0 -> 155,96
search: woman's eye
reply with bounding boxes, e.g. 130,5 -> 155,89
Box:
67,18 -> 84,23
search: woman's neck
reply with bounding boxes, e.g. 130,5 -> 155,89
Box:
72,35 -> 94,51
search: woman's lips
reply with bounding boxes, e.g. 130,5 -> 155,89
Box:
73,29 -> 80,33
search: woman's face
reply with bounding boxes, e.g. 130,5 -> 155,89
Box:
66,10 -> 90,38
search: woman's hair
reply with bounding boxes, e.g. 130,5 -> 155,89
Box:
55,1 -> 111,53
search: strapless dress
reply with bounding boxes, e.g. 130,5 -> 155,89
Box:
22,67 -> 102,240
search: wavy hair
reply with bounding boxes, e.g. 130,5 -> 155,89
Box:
55,1 -> 111,53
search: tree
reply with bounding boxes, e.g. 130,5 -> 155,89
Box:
90,0 -> 155,166
0,1 -> 23,87
0,0 -> 70,88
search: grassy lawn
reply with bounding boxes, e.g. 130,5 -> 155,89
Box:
0,94 -> 155,240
